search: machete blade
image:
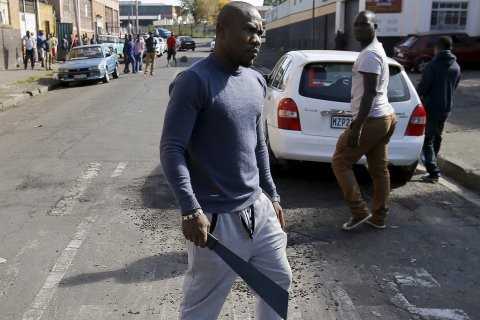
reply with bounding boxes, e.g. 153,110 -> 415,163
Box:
206,233 -> 289,319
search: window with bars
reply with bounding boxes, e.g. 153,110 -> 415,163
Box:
431,1 -> 469,30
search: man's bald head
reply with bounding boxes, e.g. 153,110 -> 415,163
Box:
214,1 -> 263,68
353,10 -> 377,46
217,1 -> 261,31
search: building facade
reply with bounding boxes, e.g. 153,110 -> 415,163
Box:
52,0 -> 119,39
265,0 -> 480,55
1,0 -> 22,69
119,1 -> 180,33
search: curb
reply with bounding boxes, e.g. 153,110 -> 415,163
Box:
438,156 -> 480,193
0,80 -> 60,113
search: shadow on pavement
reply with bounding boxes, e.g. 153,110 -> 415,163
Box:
141,164 -> 176,210
59,251 -> 187,287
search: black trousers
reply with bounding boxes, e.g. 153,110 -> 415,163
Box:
422,112 -> 449,177
24,49 -> 35,69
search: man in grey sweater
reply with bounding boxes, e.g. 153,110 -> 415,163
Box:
160,2 -> 292,319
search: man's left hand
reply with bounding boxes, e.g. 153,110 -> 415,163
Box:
272,201 -> 286,231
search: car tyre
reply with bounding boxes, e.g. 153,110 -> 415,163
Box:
103,70 -> 110,83
390,161 -> 418,187
112,65 -> 119,79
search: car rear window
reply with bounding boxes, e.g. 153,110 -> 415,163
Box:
299,63 -> 410,103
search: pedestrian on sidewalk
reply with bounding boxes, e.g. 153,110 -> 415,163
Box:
160,2 -> 291,319
22,31 -> 35,70
332,11 -> 397,231
417,36 -> 461,183
166,33 -> 177,67
37,31 -> 46,68
48,33 -> 58,64
144,32 -> 156,76
133,34 -> 144,73
44,34 -> 51,70
123,35 -> 136,73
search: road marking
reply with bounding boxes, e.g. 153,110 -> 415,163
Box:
394,268 -> 440,288
0,257 -> 6,264
111,162 -> 128,178
417,164 -> 480,208
386,280 -> 471,320
48,162 -> 102,216
22,216 -> 97,320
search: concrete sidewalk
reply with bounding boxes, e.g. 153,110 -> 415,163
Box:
409,71 -> 480,193
0,66 -> 60,112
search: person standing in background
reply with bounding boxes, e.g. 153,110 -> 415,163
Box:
166,33 -> 177,67
48,33 -> 58,63
144,32 -> 156,76
134,34 -> 144,73
417,36 -> 461,183
37,31 -> 46,68
44,34 -> 51,70
22,31 -> 36,70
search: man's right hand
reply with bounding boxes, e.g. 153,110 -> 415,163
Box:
182,210 -> 210,248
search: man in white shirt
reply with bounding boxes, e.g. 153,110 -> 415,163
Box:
22,31 -> 36,70
332,11 -> 397,231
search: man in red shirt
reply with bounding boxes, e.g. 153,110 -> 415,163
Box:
167,33 -> 177,67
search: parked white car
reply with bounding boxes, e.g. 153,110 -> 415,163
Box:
264,50 -> 426,182
155,37 -> 166,57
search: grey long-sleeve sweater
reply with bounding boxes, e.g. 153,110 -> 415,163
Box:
160,54 -> 280,215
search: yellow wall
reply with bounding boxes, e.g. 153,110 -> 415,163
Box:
38,2 -> 56,36
7,0 -> 21,29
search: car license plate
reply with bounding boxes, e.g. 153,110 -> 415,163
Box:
74,74 -> 87,79
331,115 -> 352,129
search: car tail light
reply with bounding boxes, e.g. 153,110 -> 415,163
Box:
278,98 -> 301,131
405,104 -> 427,136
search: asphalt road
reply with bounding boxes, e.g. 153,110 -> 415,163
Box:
1,48 -> 479,320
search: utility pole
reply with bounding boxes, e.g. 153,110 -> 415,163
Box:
73,0 -> 83,45
136,0 -> 139,34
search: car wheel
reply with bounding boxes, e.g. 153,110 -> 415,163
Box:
416,58 -> 430,73
192,48 -> 195,51
103,70 -> 110,83
112,65 -> 119,79
390,161 -> 418,187
60,81 -> 70,88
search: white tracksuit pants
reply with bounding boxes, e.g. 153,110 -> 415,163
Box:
179,193 -> 292,320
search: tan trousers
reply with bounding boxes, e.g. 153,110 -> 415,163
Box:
332,114 -> 397,221
144,52 -> 155,75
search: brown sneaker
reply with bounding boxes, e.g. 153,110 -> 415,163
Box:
366,218 -> 386,229
342,214 -> 372,231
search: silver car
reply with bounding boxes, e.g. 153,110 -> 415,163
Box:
58,44 -> 119,85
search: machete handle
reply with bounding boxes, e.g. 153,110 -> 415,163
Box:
206,233 -> 218,250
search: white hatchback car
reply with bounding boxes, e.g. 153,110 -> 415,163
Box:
264,50 -> 426,182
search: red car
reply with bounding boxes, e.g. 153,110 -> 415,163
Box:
393,33 -> 480,72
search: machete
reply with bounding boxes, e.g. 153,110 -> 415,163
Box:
206,233 -> 289,319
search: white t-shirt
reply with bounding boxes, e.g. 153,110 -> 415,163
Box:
351,39 -> 394,118
23,36 -> 35,50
